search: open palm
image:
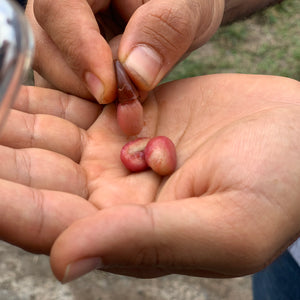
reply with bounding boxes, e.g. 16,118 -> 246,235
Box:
1,74 -> 300,281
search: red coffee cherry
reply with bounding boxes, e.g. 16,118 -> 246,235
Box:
120,137 -> 150,172
120,136 -> 177,176
144,136 -> 177,176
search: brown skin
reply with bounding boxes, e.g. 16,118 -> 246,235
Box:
26,0 -> 222,101
223,0 -> 284,24
26,0 -> 283,139
1,74 -> 300,282
26,0 -> 283,101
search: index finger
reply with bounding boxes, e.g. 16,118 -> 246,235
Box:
33,0 -> 116,104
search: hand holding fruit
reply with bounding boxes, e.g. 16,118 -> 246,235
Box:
50,74 -> 300,282
1,74 -> 299,283
25,0 -> 225,103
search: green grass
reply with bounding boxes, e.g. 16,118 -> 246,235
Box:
164,0 -> 300,82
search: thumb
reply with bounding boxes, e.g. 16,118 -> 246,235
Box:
118,0 -> 224,91
50,195 -> 274,283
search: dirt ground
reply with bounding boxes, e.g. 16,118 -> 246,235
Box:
0,241 -> 252,300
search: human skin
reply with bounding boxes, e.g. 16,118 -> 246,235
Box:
223,0 -> 284,24
25,0 -> 284,135
25,0 -> 284,103
0,74 -> 299,282
114,59 -> 144,135
26,0 -> 224,102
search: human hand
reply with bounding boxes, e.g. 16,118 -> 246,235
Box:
43,74 -> 300,282
25,0 -> 225,103
0,86 -> 101,253
2,75 -> 300,283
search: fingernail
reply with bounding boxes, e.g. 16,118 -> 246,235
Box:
62,257 -> 103,284
84,72 -> 104,103
123,44 -> 163,89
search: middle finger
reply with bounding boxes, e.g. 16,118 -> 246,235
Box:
0,145 -> 88,197
0,109 -> 85,162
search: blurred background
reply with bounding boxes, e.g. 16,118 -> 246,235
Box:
164,0 -> 300,82
1,0 -> 299,299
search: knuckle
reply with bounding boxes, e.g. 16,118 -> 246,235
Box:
57,90 -> 69,120
15,86 -> 30,112
30,188 -> 47,242
21,113 -> 38,148
141,5 -> 195,53
15,149 -> 32,185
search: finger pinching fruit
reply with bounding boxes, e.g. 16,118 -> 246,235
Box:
114,60 -> 143,136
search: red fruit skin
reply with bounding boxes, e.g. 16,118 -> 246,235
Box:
117,99 -> 144,136
144,136 -> 177,176
120,137 -> 150,172
114,60 -> 139,103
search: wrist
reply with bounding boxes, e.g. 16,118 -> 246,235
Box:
222,0 -> 285,24
192,0 -> 225,50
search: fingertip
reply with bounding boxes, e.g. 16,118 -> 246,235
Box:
117,99 -> 144,136
118,0 -> 224,92
61,257 -> 103,284
84,72 -> 105,103
50,205 -> 156,281
83,46 -> 117,104
84,64 -> 117,105
120,44 -> 163,91
34,0 -> 117,104
117,2 -> 191,91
